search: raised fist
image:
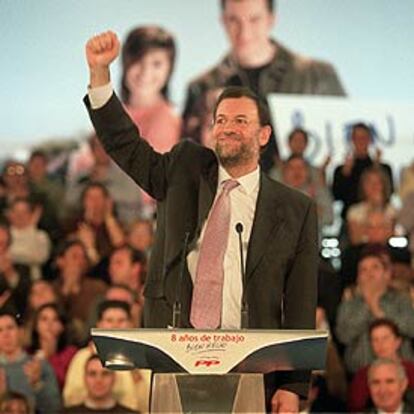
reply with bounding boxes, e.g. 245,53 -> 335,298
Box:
85,31 -> 120,70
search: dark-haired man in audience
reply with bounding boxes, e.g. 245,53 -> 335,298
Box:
108,245 -> 146,291
182,0 -> 345,172
108,245 -> 146,325
64,354 -> 136,413
0,311 -> 61,414
63,300 -> 150,413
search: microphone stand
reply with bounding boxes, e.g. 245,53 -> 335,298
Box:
235,223 -> 248,329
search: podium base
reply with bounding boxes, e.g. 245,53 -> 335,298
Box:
150,373 -> 265,413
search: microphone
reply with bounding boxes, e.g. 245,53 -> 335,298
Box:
172,231 -> 190,329
235,222 -> 248,329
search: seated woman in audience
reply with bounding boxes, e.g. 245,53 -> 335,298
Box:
0,221 -> 31,317
0,161 -> 60,242
127,218 -> 154,257
63,182 -> 125,269
121,25 -> 181,153
22,279 -> 59,347
6,197 -> 51,281
26,280 -> 58,317
340,211 -> 400,287
348,318 -> 414,412
28,303 -> 78,390
346,166 -> 396,245
53,239 -> 107,344
0,311 -> 61,414
270,127 -> 331,186
281,155 -> 333,238
65,134 -> 144,226
336,250 -> 414,374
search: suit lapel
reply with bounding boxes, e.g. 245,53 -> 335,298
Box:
188,159 -> 218,252
246,174 -> 284,280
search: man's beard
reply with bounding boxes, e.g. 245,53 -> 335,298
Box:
215,138 -> 257,169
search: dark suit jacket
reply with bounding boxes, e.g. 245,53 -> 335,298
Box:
85,92 -> 318,397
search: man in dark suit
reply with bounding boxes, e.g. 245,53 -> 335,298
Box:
84,31 -> 318,413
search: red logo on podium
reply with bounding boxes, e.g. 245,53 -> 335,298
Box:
195,359 -> 221,367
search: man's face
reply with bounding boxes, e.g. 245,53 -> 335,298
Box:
362,171 -> 384,203
8,201 -> 32,229
222,0 -> 274,62
28,155 -> 47,181
29,281 -> 57,310
0,316 -> 21,356
369,364 -> 407,413
357,256 -> 390,291
57,244 -> 88,275
128,221 -> 153,252
85,358 -> 115,401
370,325 -> 402,359
283,158 -> 309,189
109,249 -> 140,289
0,399 -> 29,414
83,187 -> 107,218
212,97 -> 270,171
97,308 -> 131,329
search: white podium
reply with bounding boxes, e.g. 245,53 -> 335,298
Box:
92,329 -> 328,413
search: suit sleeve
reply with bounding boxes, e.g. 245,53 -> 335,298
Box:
83,93 -> 171,201
277,200 -> 319,398
283,199 -> 318,330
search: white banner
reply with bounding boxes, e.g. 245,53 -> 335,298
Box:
268,94 -> 414,182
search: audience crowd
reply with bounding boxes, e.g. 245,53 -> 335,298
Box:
1,1 -> 414,412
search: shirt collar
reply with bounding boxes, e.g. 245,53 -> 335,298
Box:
378,404 -> 402,414
218,165 -> 260,195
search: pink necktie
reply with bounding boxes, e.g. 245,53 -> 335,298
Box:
190,179 -> 239,329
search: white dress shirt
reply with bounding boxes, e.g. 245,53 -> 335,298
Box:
187,166 -> 260,329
